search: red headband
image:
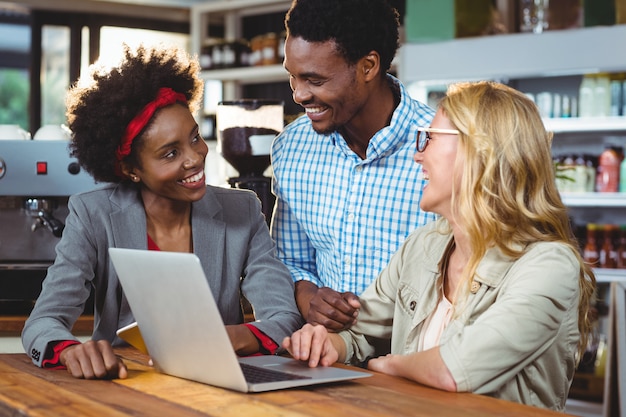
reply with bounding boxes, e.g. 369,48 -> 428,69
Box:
115,87 -> 188,163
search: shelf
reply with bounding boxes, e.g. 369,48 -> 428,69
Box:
200,64 -> 287,84
399,25 -> 626,85
593,268 -> 626,283
561,192 -> 626,207
544,117 -> 626,134
190,0 -> 292,102
190,0 -> 292,57
191,0 -> 290,15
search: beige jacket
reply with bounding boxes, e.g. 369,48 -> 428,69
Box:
340,219 -> 582,411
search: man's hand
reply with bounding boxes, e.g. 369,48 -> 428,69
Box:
296,282 -> 361,331
59,340 -> 128,380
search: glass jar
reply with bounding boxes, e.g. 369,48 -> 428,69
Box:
261,32 -> 278,66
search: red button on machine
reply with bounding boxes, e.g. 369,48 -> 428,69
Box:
36,161 -> 48,175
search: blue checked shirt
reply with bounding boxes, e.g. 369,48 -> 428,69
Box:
270,75 -> 437,295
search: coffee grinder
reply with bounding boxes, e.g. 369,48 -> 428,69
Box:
216,99 -> 284,225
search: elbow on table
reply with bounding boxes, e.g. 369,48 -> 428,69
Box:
432,369 -> 457,392
438,376 -> 458,392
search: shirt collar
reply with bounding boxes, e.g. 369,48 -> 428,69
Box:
422,219 -> 518,288
331,74 -> 415,161
364,75 -> 413,159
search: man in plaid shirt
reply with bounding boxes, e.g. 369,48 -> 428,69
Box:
271,0 -> 436,331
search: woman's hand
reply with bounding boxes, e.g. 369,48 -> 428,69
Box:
59,339 -> 128,380
367,353 -> 399,375
368,350 -> 457,392
282,323 -> 340,367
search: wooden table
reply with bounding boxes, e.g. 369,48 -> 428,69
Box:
0,348 -> 574,417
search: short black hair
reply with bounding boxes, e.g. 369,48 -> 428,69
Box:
284,0 -> 400,72
66,44 -> 202,184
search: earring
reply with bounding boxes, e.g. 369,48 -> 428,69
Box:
130,175 -> 139,182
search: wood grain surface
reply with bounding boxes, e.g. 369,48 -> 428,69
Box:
0,348 -> 574,417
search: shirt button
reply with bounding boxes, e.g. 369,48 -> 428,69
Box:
347,213 -> 355,221
343,256 -> 351,265
355,166 -> 363,172
470,281 -> 481,294
410,301 -> 417,311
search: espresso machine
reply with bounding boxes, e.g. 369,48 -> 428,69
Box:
216,100 -> 284,226
0,140 -> 99,314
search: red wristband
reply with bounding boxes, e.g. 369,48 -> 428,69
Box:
42,340 -> 81,370
244,323 -> 279,355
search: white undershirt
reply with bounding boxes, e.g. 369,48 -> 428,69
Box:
418,294 -> 454,352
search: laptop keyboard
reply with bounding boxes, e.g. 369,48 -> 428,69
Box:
240,362 -> 311,384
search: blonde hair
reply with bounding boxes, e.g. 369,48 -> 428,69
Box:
439,81 -> 595,362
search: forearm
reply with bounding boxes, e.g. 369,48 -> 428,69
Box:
226,324 -> 261,356
370,347 -> 456,391
329,333 -> 348,363
295,280 -> 318,319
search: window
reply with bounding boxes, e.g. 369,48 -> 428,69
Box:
0,4 -> 189,135
96,26 -> 188,70
41,25 -> 70,126
0,6 -> 30,131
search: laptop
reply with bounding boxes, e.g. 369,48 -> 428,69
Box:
108,247 -> 371,392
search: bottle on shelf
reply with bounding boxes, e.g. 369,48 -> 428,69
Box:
562,94 -> 572,118
585,154 -> 597,192
261,32 -> 279,66
617,225 -> 626,268
583,223 -> 600,267
249,35 -> 264,67
536,91 -> 553,118
594,73 -> 612,117
620,154 -> 626,192
200,40 -> 213,70
573,154 -> 588,192
221,42 -> 236,69
561,154 -> 576,192
578,74 -> 596,118
456,0 -> 501,37
519,0 -> 549,33
610,73 -> 624,116
599,224 -> 618,268
596,146 -> 622,192
211,39 -> 225,70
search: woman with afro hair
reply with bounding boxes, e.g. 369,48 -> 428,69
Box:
22,44 -> 303,379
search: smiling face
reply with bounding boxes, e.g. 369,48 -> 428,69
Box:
413,109 -> 463,219
125,103 -> 208,205
284,36 -> 368,135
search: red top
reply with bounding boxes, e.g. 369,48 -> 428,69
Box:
43,235 -> 278,369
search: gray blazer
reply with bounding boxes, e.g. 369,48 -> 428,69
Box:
22,183 -> 303,367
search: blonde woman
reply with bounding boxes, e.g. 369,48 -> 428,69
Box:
283,81 -> 596,411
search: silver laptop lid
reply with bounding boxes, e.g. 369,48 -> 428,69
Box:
109,247 -> 371,392
109,247 -> 249,391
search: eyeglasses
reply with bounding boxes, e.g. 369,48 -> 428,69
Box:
416,127 -> 460,152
